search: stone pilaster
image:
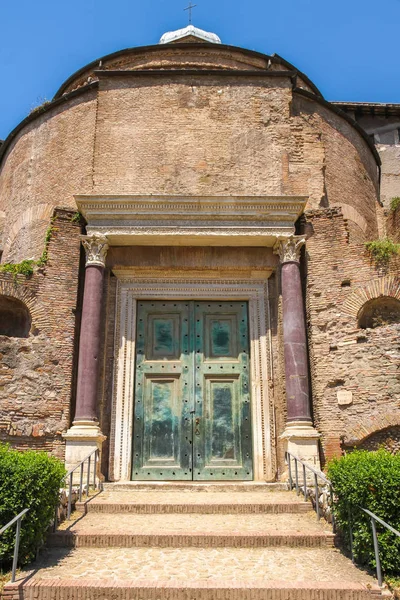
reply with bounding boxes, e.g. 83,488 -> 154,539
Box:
63,234 -> 108,475
274,235 -> 321,470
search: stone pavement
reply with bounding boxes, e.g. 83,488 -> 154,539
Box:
1,485 -> 384,600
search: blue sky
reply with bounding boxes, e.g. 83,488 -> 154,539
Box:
1,0 -> 400,140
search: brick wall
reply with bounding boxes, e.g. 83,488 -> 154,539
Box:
0,91 -> 96,262
302,208 -> 400,465
386,205 -> 400,242
0,209 -> 83,459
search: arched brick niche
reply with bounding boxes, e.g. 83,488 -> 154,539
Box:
344,426 -> 400,455
343,276 -> 400,327
0,295 -> 31,337
357,296 -> 400,329
0,280 -> 48,334
342,412 -> 400,450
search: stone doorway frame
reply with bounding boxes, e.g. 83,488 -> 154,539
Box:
109,273 -> 275,482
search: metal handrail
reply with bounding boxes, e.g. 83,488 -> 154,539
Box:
55,448 -> 100,527
285,450 -> 335,526
357,507 -> 400,586
285,451 -> 400,587
0,508 -> 29,583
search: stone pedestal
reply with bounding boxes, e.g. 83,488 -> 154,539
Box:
63,235 -> 109,477
63,423 -> 106,478
274,235 -> 321,471
280,422 -> 321,470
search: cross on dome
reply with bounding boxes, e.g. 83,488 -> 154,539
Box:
184,1 -> 197,24
160,1 -> 221,45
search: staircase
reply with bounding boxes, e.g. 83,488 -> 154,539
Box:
2,484 -> 383,600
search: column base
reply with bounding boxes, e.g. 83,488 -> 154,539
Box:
280,421 -> 321,472
63,422 -> 106,479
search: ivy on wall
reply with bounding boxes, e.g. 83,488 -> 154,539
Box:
390,196 -> 400,212
0,222 -> 56,279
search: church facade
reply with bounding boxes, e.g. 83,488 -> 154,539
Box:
0,26 -> 399,482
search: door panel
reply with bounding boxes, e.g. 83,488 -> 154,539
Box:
193,302 -> 253,480
207,377 -> 240,462
132,301 -> 192,480
144,376 -> 181,463
132,300 -> 252,481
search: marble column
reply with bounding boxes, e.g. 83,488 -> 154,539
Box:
63,234 -> 109,473
274,235 -> 320,468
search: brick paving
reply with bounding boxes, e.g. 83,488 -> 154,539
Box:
19,547 -> 377,585
52,510 -> 334,548
93,490 -> 300,505
58,512 -> 328,534
2,488 -> 382,600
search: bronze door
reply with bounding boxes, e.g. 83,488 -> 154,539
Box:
132,301 -> 252,480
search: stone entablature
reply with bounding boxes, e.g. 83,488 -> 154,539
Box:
76,195 -> 307,247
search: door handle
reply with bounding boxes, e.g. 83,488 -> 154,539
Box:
194,417 -> 201,436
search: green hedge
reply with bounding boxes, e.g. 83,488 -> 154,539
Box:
0,444 -> 65,568
327,449 -> 400,576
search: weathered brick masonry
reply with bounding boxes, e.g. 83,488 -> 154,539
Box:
0,210 -> 83,459
302,208 -> 400,463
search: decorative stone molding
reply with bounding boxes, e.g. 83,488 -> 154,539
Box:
75,195 -> 307,248
273,235 -> 306,264
81,234 -> 109,268
109,275 -> 274,483
343,275 -> 400,318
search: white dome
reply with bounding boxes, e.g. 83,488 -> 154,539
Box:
159,25 -> 222,45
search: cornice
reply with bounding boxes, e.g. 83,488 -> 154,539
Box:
94,69 -> 297,79
76,194 -> 307,248
76,194 -> 307,216
54,43 -> 323,100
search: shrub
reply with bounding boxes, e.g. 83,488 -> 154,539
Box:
0,444 -> 65,568
327,449 -> 400,576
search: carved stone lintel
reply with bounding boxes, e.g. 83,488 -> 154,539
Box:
81,234 -> 109,268
273,235 -> 306,264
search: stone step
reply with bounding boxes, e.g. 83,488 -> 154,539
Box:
81,490 -> 310,514
49,513 -> 334,548
3,580 -> 383,600
3,547 -> 381,600
102,482 -> 287,492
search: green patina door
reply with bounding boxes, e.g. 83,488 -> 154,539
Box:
132,301 -> 252,480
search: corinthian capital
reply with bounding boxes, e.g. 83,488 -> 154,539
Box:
81,234 -> 109,268
273,235 -> 306,264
